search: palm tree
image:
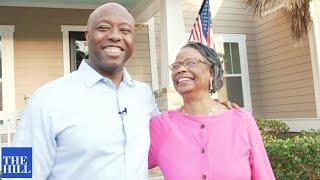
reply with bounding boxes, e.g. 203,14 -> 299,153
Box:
245,0 -> 312,41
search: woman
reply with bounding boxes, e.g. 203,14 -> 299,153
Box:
148,42 -> 275,180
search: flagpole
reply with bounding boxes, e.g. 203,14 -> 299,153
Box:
188,29 -> 193,42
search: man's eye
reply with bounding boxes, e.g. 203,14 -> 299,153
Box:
120,28 -> 131,33
97,25 -> 110,30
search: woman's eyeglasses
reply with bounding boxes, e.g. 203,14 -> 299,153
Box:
169,58 -> 211,71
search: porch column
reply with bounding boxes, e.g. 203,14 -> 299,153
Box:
154,0 -> 185,112
160,0 -> 186,88
309,0 -> 320,118
146,17 -> 159,91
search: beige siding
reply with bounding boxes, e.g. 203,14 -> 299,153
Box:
0,6 -> 151,110
126,24 -> 152,86
0,7 -> 91,109
254,10 -> 316,118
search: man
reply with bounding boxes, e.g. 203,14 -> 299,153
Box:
11,3 -> 158,180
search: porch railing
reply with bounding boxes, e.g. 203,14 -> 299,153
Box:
0,111 -> 21,147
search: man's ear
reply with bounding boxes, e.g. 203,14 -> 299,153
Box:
85,31 -> 89,41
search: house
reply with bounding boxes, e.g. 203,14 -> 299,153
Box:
0,0 -> 319,143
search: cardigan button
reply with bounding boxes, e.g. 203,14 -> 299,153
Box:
202,174 -> 207,179
201,148 -> 205,154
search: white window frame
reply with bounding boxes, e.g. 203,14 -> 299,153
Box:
0,25 -> 15,113
61,25 -> 87,75
213,34 -> 252,111
0,25 -> 15,145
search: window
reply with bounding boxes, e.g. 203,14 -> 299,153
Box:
214,34 -> 252,111
69,32 -> 88,72
61,26 -> 87,74
221,42 -> 244,107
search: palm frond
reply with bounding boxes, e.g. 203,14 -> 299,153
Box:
287,0 -> 312,41
245,0 -> 312,41
245,0 -> 279,16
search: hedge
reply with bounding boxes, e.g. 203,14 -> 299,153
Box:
257,119 -> 320,180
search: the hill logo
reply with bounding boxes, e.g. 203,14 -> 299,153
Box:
1,147 -> 32,178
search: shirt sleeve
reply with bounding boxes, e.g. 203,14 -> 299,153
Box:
145,84 -> 160,118
148,117 -> 162,169
8,92 -> 57,180
246,112 -> 275,180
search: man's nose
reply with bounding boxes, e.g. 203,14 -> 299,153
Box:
108,29 -> 121,41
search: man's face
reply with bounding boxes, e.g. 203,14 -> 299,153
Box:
86,6 -> 134,75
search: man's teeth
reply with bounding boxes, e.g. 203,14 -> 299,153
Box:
104,47 -> 122,54
178,78 -> 191,83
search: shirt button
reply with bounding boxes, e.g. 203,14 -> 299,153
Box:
200,124 -> 205,129
202,174 -> 207,179
201,148 -> 205,154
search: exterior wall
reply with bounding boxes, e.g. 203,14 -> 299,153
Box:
126,24 -> 152,86
254,10 -> 316,118
0,6 -> 151,110
0,7 -> 91,110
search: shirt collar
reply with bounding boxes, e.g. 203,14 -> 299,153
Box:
122,67 -> 135,87
78,60 -> 135,88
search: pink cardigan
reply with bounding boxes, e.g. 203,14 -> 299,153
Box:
149,108 -> 275,180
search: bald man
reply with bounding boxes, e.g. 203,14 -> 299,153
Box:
10,3 -> 159,180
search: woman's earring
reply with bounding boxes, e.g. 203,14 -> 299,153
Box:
209,78 -> 213,91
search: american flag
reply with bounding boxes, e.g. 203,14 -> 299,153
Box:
188,0 -> 212,48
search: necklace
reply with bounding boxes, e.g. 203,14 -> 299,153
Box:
181,105 -> 216,115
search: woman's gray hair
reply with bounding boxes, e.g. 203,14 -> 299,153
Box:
182,42 -> 224,93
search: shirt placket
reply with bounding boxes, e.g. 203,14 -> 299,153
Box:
117,82 -> 129,180
199,122 -> 209,180
102,79 -> 127,180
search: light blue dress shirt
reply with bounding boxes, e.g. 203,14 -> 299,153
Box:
10,61 -> 159,180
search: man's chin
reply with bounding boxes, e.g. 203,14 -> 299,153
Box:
101,63 -> 123,74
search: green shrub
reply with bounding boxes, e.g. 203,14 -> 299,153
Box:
256,119 -> 289,140
257,119 -> 320,180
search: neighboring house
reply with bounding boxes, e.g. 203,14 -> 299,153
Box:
0,0 -> 319,142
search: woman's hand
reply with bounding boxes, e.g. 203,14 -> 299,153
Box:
214,99 -> 240,109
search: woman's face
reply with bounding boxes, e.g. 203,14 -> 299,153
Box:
171,47 -> 212,96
